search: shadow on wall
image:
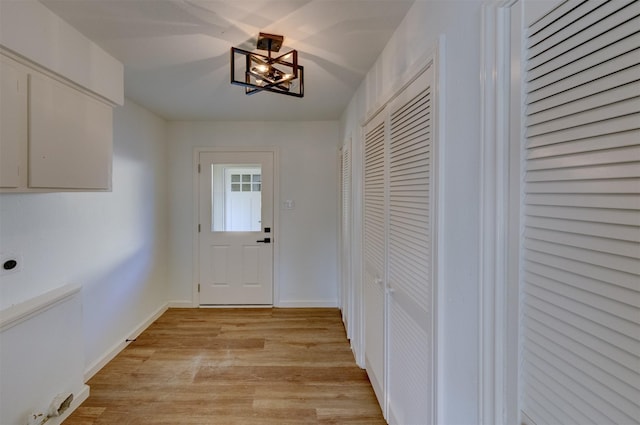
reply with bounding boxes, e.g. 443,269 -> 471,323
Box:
80,242 -> 164,368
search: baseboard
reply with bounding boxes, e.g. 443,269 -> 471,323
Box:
168,300 -> 195,308
41,384 -> 90,425
84,303 -> 168,381
276,300 -> 338,308
169,300 -> 339,308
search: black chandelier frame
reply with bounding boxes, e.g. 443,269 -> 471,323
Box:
230,33 -> 304,98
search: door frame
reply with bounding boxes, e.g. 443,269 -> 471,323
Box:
192,146 -> 280,307
480,0 -> 525,423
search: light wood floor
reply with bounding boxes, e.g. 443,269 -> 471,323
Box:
63,308 -> 385,425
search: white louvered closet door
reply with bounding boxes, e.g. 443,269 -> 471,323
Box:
341,142 -> 353,337
363,109 -> 387,408
521,1 -> 640,424
386,67 -> 434,425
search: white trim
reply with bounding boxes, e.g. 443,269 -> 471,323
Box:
361,46 -> 439,128
84,302 -> 168,381
479,1 -> 523,425
167,300 -> 194,308
277,300 -> 338,308
193,146 -> 281,307
353,125 -> 366,368
433,34 -> 446,425
198,305 -> 272,309
0,283 -> 81,331
0,48 -> 118,107
192,148 -> 201,308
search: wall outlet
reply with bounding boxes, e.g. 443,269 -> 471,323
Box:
0,252 -> 22,276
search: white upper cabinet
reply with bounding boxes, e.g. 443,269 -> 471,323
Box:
0,53 -> 113,192
0,55 -> 27,189
28,70 -> 112,190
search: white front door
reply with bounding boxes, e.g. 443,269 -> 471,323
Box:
198,151 -> 274,305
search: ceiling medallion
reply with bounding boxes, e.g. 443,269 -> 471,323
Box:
230,32 -> 304,98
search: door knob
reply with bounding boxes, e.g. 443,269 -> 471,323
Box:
257,238 -> 271,243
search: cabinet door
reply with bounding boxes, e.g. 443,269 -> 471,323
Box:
29,72 -> 112,190
0,56 -> 28,188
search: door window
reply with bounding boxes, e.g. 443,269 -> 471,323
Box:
211,164 -> 261,232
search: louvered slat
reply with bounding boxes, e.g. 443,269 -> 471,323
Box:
526,49 -> 640,104
526,113 -> 640,148
389,87 -> 431,312
526,81 -> 640,126
364,121 -> 386,275
526,204 -> 639,226
526,0 -> 590,46
526,97 -> 640,138
527,64 -> 640,114
526,1 -> 639,72
527,130 -> 640,159
524,249 -> 639,292
526,163 -> 640,182
387,298 -> 431,423
526,192 -> 640,210
521,2 -> 640,424
525,260 -> 640,310
527,145 -> 640,171
523,327 -> 637,424
526,1 -> 629,56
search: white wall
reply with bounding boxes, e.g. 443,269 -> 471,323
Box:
167,121 -> 339,307
0,97 -> 169,375
340,1 -> 483,423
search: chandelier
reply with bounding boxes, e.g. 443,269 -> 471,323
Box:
230,33 -> 304,97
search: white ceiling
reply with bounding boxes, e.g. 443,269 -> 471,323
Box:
40,0 -> 415,121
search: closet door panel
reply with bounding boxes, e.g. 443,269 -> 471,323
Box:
387,68 -> 435,424
363,110 -> 387,409
341,142 -> 353,336
521,2 -> 640,424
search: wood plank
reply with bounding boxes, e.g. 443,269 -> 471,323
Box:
62,308 -> 384,425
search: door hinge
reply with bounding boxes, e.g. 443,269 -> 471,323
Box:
198,224 -> 201,233
198,163 -> 201,173
198,284 -> 201,293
